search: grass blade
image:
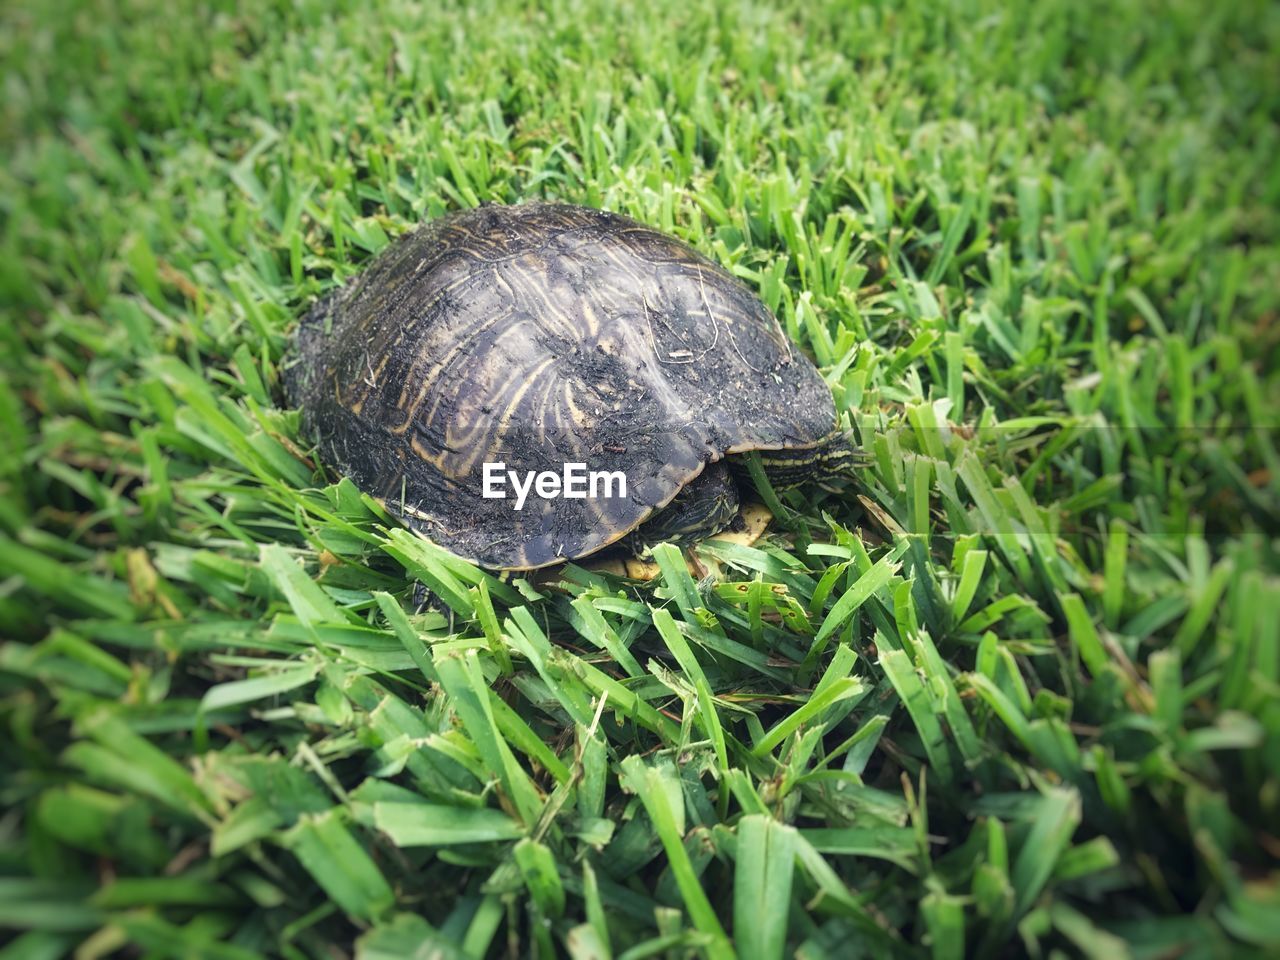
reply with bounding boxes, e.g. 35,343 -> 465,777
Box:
734,815 -> 797,960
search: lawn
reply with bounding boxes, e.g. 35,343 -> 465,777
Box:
2,0 -> 1278,957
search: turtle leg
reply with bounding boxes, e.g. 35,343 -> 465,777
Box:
624,460 -> 740,556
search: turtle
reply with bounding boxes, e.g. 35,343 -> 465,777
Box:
284,202 -> 858,573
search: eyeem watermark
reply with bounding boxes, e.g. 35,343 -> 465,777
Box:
482,462 -> 627,511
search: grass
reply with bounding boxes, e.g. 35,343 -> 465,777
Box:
1,0 -> 1278,956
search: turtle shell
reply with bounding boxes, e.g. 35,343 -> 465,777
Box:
285,202 -> 837,569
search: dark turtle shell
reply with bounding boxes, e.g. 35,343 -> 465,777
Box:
285,202 -> 837,569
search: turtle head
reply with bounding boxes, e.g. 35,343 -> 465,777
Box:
755,430 -> 865,490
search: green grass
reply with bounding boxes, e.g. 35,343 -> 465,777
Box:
2,0 -> 1279,956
